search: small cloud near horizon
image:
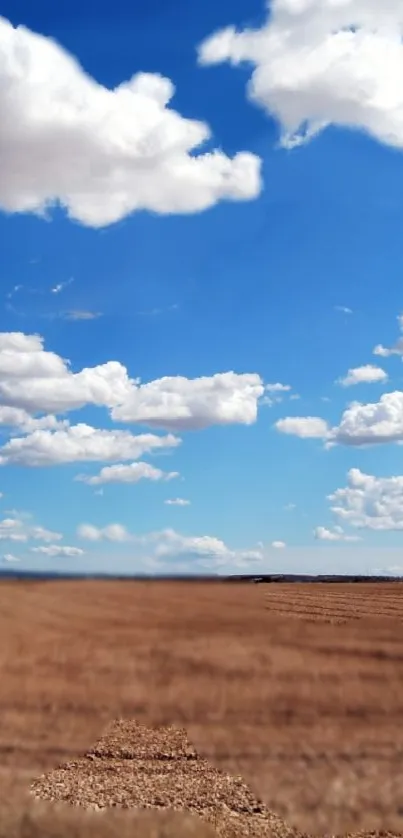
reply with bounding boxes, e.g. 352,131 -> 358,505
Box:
2,553 -> 21,563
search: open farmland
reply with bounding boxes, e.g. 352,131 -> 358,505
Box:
1,580 -> 403,837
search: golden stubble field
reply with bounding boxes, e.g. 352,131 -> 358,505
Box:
1,579 -> 403,838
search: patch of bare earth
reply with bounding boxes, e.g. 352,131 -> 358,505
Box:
1,580 -> 403,837
30,719 -> 297,838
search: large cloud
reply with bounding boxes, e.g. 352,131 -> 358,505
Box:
0,332 -> 264,432
0,332 -> 133,414
0,424 -> 180,466
329,468 -> 403,530
331,391 -> 403,446
110,372 -> 265,430
276,391 -> 403,446
0,16 -> 261,228
198,0 -> 403,150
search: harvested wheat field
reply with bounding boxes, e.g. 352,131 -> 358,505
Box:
1,580 -> 403,838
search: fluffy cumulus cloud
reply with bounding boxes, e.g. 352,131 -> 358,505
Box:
110,372 -> 265,430
2,553 -> 20,563
198,0 -> 403,151
276,390 -> 403,447
314,525 -> 361,542
0,332 -> 264,434
329,468 -> 403,530
0,406 -> 68,433
337,365 -> 388,387
0,332 -> 133,414
0,424 -> 180,467
331,391 -> 403,446
0,517 -> 61,542
77,461 -> 179,486
31,544 -> 84,557
0,16 -> 261,228
271,540 -> 286,548
275,416 -> 329,438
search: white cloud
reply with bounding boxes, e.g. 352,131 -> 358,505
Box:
330,391 -> 403,446
31,544 -> 84,557
2,553 -> 21,563
0,519 -> 28,543
275,416 -> 329,438
271,540 -> 286,548
145,529 -> 264,568
164,498 -> 190,506
152,529 -> 231,559
0,332 -> 263,432
51,278 -> 74,294
62,310 -> 102,321
79,525 -> 263,571
373,312 -> 403,357
77,523 -> 131,542
314,525 -> 361,542
374,338 -> 403,358
335,306 -> 353,315
111,371 -> 264,430
198,0 -> 403,152
78,461 -> 179,486
31,525 -> 63,542
0,517 -> 61,542
0,406 -> 69,433
0,424 -> 180,466
0,332 -> 133,414
277,391 -> 403,447
329,468 -> 403,530
262,382 -> 292,407
265,382 -> 291,393
337,364 -> 388,387
0,16 -> 261,228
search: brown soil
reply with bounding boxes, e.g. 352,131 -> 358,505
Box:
1,580 -> 403,837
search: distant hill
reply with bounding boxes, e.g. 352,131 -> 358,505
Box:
0,569 -> 401,583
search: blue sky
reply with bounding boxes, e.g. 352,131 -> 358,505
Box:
1,0 -> 403,575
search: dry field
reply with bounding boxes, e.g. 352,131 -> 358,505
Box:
1,579 -> 403,838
